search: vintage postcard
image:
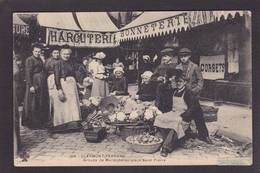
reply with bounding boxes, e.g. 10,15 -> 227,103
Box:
13,11 -> 252,166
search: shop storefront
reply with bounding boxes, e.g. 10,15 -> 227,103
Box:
118,11 -> 251,105
37,12 -> 120,63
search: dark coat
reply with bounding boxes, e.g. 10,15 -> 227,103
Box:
110,75 -> 128,95
137,81 -> 157,101
178,60 -> 204,95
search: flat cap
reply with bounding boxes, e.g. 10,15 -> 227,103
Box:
178,48 -> 192,55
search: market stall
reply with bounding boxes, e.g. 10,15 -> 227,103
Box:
118,11 -> 251,105
37,12 -> 120,64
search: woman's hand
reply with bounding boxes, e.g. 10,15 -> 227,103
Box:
58,89 -> 66,102
29,86 -> 35,93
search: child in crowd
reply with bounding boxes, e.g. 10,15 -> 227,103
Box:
110,67 -> 128,96
135,71 -> 157,102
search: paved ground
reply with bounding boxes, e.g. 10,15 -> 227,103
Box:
14,85 -> 252,166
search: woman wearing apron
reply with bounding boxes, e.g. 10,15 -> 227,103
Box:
153,78 -> 186,157
51,45 -> 82,132
154,71 -> 212,157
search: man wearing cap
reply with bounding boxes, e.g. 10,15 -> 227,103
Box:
177,48 -> 204,96
151,48 -> 178,83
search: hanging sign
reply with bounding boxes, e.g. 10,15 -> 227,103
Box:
187,11 -> 215,28
46,28 -> 119,48
200,55 -> 225,80
13,24 -> 29,36
119,13 -> 189,41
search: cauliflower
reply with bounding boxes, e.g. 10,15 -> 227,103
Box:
108,114 -> 117,122
129,110 -> 139,120
144,109 -> 154,120
148,106 -> 162,116
116,112 -> 126,122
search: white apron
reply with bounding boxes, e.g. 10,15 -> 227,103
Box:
49,76 -> 81,126
154,91 -> 187,139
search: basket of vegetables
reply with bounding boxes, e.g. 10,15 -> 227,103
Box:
126,133 -> 163,154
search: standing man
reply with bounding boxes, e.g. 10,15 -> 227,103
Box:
177,48 -> 212,144
177,48 -> 204,96
23,43 -> 49,129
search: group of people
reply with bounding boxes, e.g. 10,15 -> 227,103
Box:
13,43 -> 212,157
133,47 -> 212,157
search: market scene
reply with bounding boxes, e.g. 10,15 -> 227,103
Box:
13,11 -> 252,166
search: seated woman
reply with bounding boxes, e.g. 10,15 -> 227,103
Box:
135,71 -> 157,102
110,67 -> 128,96
154,70 -> 212,157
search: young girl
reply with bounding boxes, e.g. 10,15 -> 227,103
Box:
135,71 -> 157,102
110,67 -> 128,96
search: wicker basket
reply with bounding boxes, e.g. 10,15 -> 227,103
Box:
118,125 -> 149,141
126,136 -> 163,154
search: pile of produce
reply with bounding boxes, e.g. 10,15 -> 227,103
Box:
127,133 -> 163,145
107,98 -> 162,124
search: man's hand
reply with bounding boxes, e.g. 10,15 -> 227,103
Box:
29,86 -> 35,93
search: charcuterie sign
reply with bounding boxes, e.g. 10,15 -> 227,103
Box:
46,28 -> 119,48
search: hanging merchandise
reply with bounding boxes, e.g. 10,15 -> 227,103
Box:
227,33 -> 239,74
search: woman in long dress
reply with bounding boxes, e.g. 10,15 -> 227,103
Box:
44,46 -> 60,134
90,52 -> 109,97
23,44 -> 49,129
51,45 -> 82,132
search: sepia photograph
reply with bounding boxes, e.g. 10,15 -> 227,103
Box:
12,11 -> 252,166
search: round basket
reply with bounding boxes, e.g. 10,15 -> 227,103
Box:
118,125 -> 149,141
126,136 -> 163,154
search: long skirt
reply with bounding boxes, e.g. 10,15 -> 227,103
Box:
91,78 -> 109,98
51,77 -> 81,127
23,72 -> 49,129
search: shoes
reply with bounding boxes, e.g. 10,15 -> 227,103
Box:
160,149 -> 168,157
198,136 -> 213,144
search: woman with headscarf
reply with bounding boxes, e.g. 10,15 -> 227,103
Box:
51,45 -> 82,132
90,52 -> 109,97
110,67 -> 128,96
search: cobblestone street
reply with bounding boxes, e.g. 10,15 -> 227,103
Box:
14,86 -> 252,166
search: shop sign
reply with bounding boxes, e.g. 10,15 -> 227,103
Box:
13,24 -> 29,36
46,28 -> 119,48
188,11 -> 215,28
119,13 -> 189,40
200,55 -> 225,80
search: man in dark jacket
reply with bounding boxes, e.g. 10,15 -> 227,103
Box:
177,48 -> 204,96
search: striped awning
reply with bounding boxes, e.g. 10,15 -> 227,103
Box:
118,11 -> 249,42
13,13 -> 29,36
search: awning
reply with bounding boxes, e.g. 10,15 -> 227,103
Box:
118,11 -> 189,42
37,12 -> 81,30
75,12 -> 118,32
118,11 -> 248,42
13,13 -> 29,36
37,12 -> 119,48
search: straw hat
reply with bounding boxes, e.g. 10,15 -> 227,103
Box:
113,67 -> 124,74
141,71 -> 153,78
94,52 -> 106,60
